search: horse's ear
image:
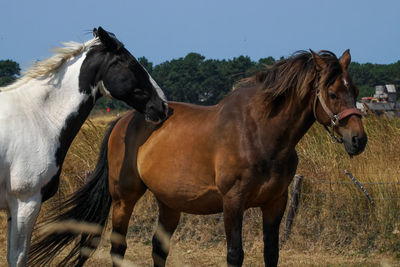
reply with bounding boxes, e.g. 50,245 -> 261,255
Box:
96,26 -> 122,51
93,28 -> 98,38
339,49 -> 351,70
310,49 -> 327,72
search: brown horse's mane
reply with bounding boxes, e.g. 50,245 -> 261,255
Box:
235,50 -> 343,115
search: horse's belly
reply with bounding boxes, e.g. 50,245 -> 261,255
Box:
138,137 -> 221,213
142,173 -> 223,214
155,188 -> 223,215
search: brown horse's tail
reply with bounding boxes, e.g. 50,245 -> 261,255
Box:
28,118 -> 120,267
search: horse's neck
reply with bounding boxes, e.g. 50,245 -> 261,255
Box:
17,52 -> 96,131
11,51 -> 99,168
246,88 -> 315,156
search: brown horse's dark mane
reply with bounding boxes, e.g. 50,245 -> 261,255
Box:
235,50 -> 343,116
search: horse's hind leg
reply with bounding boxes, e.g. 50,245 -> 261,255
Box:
7,193 -> 41,267
110,197 -> 136,265
109,181 -> 147,266
152,201 -> 180,267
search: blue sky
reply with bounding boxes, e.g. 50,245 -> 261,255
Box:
1,0 -> 399,69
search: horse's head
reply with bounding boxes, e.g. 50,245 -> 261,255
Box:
312,50 -> 367,156
92,27 -> 168,124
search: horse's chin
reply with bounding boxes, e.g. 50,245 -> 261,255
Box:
144,106 -> 173,125
145,114 -> 162,125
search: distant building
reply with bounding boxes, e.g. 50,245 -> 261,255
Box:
373,84 -> 397,102
357,84 -> 400,117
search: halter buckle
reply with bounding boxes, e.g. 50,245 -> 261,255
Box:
331,114 -> 340,127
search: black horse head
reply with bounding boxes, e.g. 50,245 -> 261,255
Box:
81,27 -> 169,123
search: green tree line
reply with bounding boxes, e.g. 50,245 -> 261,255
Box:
1,55 -> 399,110
0,60 -> 20,86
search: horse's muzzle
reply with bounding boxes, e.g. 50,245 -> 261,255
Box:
343,133 -> 367,156
145,101 -> 171,125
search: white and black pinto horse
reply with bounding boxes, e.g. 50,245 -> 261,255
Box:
0,27 -> 168,266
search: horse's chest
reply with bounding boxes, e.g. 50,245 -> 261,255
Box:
246,156 -> 298,206
0,124 -> 61,196
10,153 -> 59,197
250,177 -> 290,205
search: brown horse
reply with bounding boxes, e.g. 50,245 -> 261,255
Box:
29,50 -> 367,267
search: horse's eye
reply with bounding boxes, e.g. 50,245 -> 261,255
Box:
133,88 -> 143,95
133,88 -> 150,100
329,92 -> 337,100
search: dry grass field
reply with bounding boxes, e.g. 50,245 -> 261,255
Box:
0,112 -> 399,266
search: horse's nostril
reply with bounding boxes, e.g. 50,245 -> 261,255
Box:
352,136 -> 359,147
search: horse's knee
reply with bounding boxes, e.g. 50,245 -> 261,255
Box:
227,247 -> 244,267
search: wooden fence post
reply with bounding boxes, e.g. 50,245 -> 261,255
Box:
344,169 -> 375,206
281,174 -> 304,248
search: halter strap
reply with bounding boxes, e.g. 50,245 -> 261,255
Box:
313,90 -> 362,143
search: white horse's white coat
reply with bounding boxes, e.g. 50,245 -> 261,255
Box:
0,41 -> 99,267
1,30 -> 169,266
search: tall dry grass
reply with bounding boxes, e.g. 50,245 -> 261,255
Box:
34,114 -> 400,264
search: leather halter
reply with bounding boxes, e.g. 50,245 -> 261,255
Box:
313,90 -> 362,143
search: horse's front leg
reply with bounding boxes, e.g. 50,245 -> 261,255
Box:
261,192 -> 288,267
7,193 -> 41,267
223,196 -> 244,267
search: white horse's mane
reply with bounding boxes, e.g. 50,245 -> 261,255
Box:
1,38 -> 100,92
